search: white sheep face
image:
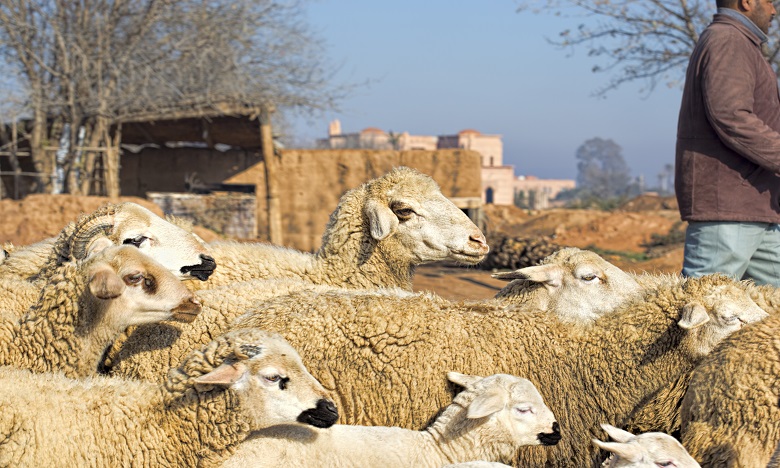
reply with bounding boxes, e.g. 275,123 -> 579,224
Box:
365,174 -> 489,266
86,245 -> 201,326
593,424 -> 701,468
494,248 -> 644,323
678,281 -> 769,358
109,203 -> 216,281
198,331 -> 338,431
449,372 -> 560,448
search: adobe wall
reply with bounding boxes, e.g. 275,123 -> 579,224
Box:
227,148 -> 482,252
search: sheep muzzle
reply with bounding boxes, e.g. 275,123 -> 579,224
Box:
538,422 -> 562,446
296,399 -> 338,428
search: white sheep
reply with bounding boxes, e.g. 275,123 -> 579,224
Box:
221,371 -> 560,468
0,328 -> 337,467
0,240 -> 201,377
491,247 -> 645,323
0,202 -> 216,284
189,166 -> 489,291
111,272 -> 765,466
104,248 -> 646,379
593,424 -> 701,468
679,312 -> 780,467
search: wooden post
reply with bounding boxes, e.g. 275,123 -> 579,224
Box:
260,106 -> 282,245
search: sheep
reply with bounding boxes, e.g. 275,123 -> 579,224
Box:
221,371 -> 560,468
679,312 -> 780,467
622,278 -> 772,438
593,424 -> 701,468
491,247 -> 645,323
188,166 -> 489,291
0,327 -> 338,467
0,240 -> 201,378
112,273 -> 763,466
104,247 -> 647,378
0,201 -> 216,284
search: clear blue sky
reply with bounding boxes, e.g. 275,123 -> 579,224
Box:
290,0 -> 685,185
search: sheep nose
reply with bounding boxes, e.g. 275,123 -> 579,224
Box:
180,254 -> 217,281
297,399 -> 339,428
538,421 -> 562,446
469,231 -> 489,253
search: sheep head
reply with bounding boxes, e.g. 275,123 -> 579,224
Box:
593,424 -> 701,468
493,247 -> 644,323
69,202 -> 216,282
84,244 -> 202,326
176,328 -> 338,431
676,274 -> 768,359
362,167 -> 489,266
445,372 -> 560,458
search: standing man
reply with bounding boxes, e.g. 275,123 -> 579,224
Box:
676,0 -> 780,286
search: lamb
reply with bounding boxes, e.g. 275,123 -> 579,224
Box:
104,247 -> 649,378
593,424 -> 701,468
491,247 -> 645,323
0,240 -> 201,378
189,166 -> 489,291
679,312 -> 780,467
221,371 -> 560,468
0,327 -> 338,467
0,201 -> 216,284
113,273 -> 763,466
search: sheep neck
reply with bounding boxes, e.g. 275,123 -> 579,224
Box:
9,263 -> 108,378
315,189 -> 413,290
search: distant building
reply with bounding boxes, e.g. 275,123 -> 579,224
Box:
318,120 -> 575,208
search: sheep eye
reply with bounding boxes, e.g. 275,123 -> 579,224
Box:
657,462 -> 676,468
124,273 -> 143,285
123,235 -> 149,248
580,274 -> 599,283
391,204 -> 415,220
723,315 -> 740,324
514,406 -> 533,415
264,375 -> 280,383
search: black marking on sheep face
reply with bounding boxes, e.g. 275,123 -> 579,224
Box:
180,254 -> 217,281
239,344 -> 264,358
297,399 -> 338,428
538,422 -> 562,446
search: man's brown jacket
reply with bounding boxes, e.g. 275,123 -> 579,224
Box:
676,12 -> 780,223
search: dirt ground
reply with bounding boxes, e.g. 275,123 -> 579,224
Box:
0,193 -> 685,301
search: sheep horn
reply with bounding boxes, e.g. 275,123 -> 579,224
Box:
70,215 -> 116,260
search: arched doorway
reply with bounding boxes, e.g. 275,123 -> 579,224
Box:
485,187 -> 494,204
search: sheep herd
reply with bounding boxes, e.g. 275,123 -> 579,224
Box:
0,166 -> 776,467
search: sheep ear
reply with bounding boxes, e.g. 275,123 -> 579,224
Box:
600,424 -> 635,443
493,264 -> 561,287
678,302 -> 710,330
194,362 -> 247,387
365,199 -> 398,241
591,439 -> 643,462
86,236 -> 114,258
467,388 -> 507,419
88,265 -> 125,300
447,371 -> 483,389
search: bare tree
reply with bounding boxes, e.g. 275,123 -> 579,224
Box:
516,0 -> 780,96
0,0 -> 346,196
